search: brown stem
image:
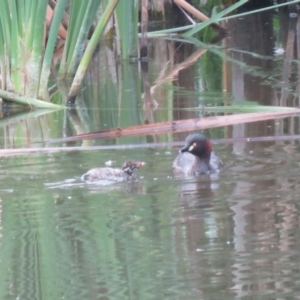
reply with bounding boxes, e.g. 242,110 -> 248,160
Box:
173,0 -> 227,34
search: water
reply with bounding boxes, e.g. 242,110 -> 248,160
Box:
1,137 -> 300,299
2,4 -> 300,299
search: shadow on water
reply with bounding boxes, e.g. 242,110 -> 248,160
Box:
1,3 -> 300,299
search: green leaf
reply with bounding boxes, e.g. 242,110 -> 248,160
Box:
183,0 -> 248,37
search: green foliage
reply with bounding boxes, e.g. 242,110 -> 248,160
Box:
115,0 -> 139,59
198,51 -> 223,91
39,0 -> 68,100
59,0 -> 103,78
67,0 -> 119,99
0,0 -> 121,107
0,0 -> 64,103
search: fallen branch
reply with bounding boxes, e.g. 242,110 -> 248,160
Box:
48,109 -> 300,143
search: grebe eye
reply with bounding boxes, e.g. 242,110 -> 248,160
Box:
188,142 -> 196,151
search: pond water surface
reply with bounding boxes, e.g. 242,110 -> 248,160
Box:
2,136 -> 300,299
2,3 -> 300,300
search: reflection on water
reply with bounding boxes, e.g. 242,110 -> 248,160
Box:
0,139 -> 300,299
1,2 -> 300,299
45,177 -> 146,195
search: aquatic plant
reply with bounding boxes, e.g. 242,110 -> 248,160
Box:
0,0 -> 119,107
0,0 -> 297,108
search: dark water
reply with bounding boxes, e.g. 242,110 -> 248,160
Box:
2,3 -> 300,300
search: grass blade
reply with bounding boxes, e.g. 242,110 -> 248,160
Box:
26,0 -> 48,97
39,0 -> 68,99
68,0 -> 119,100
67,0 -> 102,77
183,0 -> 248,37
115,0 -> 138,59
